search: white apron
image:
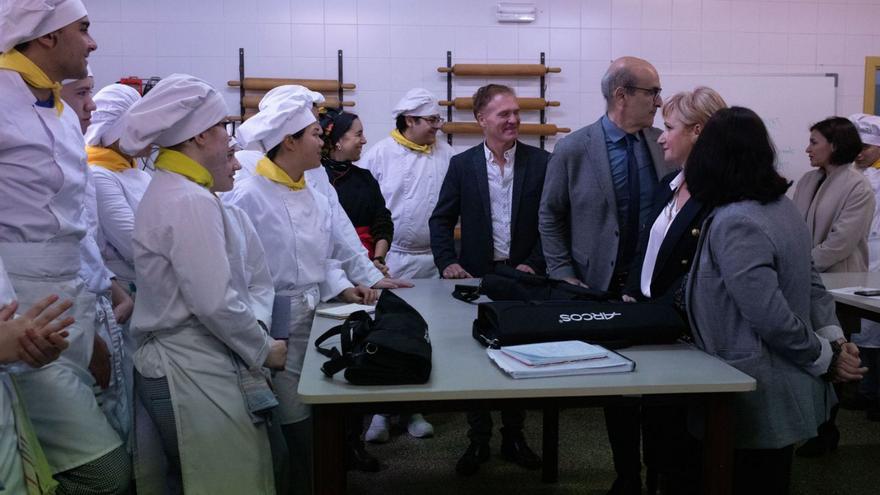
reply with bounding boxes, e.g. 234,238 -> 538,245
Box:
272,286 -> 319,425
0,241 -> 122,474
135,324 -> 274,495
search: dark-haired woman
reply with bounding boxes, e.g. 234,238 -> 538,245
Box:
320,110 -> 393,276
791,117 -> 875,457
685,107 -> 865,494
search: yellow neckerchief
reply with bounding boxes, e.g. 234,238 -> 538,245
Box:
872,158 -> 880,169
0,49 -> 63,116
86,146 -> 136,172
154,148 -> 213,189
256,156 -> 306,190
391,129 -> 432,154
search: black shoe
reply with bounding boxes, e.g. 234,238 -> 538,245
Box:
346,441 -> 380,472
500,436 -> 542,470
607,475 -> 643,495
795,422 -> 840,458
455,442 -> 490,476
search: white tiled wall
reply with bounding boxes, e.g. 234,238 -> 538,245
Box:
85,0 -> 880,152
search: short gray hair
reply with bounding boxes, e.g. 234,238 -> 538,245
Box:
600,64 -> 638,103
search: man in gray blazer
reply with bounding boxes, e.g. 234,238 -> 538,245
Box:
539,56 -> 674,495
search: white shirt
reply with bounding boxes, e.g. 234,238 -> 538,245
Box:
484,143 -> 516,261
131,169 -> 270,369
92,165 -> 152,284
222,202 -> 275,326
79,167 -> 115,294
0,69 -> 87,244
225,172 -> 355,300
233,150 -> 383,290
359,136 -> 454,253
640,171 -> 685,298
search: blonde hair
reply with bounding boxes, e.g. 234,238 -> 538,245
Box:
662,86 -> 727,127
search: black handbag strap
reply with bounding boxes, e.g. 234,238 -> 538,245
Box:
314,311 -> 374,377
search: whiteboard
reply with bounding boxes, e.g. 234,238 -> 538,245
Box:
655,73 -> 837,185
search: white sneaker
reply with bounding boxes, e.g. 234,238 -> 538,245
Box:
406,413 -> 434,438
365,414 -> 391,443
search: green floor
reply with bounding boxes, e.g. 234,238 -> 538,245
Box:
348,408 -> 880,494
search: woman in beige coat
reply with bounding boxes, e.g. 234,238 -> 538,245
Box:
793,117 -> 874,273
792,116 -> 873,458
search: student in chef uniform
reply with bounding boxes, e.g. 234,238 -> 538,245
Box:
359,88 -> 454,280
84,83 -> 151,294
227,89 -> 384,494
0,254 -> 76,495
120,73 -> 288,495
62,72 -> 136,455
232,85 -> 410,292
357,88 -> 449,444
0,1 -> 133,492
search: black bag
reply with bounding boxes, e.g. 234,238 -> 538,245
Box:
472,299 -> 686,349
452,264 -> 609,303
315,290 -> 432,385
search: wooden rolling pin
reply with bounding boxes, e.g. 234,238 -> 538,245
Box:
241,95 -> 354,109
437,64 -> 561,77
228,78 -> 356,92
439,97 -> 560,110
441,122 -> 570,136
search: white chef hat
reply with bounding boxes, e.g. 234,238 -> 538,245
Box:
84,83 -> 141,147
391,88 -> 440,118
237,96 -> 316,153
0,0 -> 87,53
120,73 -> 228,155
850,113 -> 880,148
61,63 -> 92,85
258,84 -> 325,111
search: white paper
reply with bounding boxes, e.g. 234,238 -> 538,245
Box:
501,340 -> 608,366
487,347 -> 634,379
315,303 -> 376,319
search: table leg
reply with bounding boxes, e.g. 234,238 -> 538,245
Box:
702,394 -> 733,495
313,404 -> 347,495
541,403 -> 559,483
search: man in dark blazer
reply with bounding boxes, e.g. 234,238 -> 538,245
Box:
539,57 -> 674,495
430,84 -> 548,476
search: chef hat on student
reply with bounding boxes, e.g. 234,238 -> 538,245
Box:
0,0 -> 88,53
120,73 -> 228,155
850,113 -> 880,148
391,88 -> 440,118
258,84 -> 325,112
237,96 -> 316,153
84,83 -> 140,147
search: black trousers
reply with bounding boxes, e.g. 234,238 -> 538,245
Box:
604,402 -> 694,486
733,445 -> 794,495
466,409 -> 526,444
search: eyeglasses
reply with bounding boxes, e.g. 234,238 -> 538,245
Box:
414,115 -> 445,126
624,85 -> 662,99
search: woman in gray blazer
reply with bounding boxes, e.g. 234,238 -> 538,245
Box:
684,107 -> 865,494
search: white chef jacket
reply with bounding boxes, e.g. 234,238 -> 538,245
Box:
854,166 -> 880,348
359,136 -> 453,277
0,257 -> 21,494
232,150 -> 383,291
131,168 -> 275,494
223,202 -> 275,326
91,165 -> 152,286
0,69 -> 87,244
225,170 -> 354,300
80,167 -> 116,294
0,68 -> 123,473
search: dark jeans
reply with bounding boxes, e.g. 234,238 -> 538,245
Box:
466,409 -> 526,444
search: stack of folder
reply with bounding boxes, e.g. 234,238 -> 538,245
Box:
487,340 -> 635,379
